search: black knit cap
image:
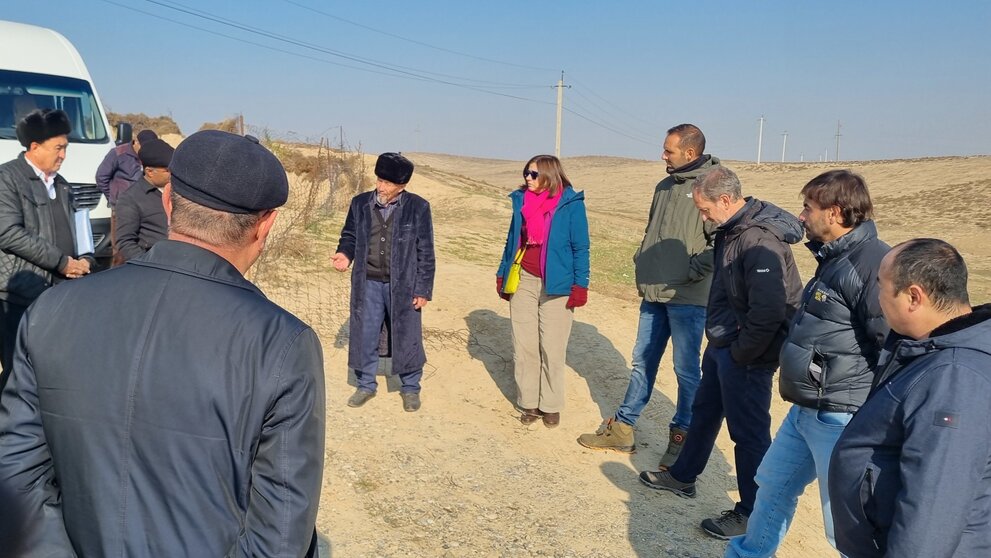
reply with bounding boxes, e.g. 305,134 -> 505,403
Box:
375,152 -> 414,185
169,130 -> 288,214
16,109 -> 71,148
138,138 -> 174,168
136,129 -> 158,144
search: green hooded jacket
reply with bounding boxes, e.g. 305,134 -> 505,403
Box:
633,155 -> 717,305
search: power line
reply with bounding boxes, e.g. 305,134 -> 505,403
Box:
565,95 -> 657,145
97,0 -> 442,84
141,0 -> 548,91
101,0 -> 662,150
569,86 -> 659,142
280,0 -> 557,73
563,106 -> 659,147
568,76 -> 666,137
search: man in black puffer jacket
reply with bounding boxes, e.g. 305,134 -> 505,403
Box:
727,170 -> 890,558
639,165 -> 803,540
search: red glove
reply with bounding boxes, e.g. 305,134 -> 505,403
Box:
566,285 -> 588,309
496,277 -> 512,301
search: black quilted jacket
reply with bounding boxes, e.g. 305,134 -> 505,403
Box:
0,154 -> 76,305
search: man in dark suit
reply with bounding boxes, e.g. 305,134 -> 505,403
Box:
332,152 -> 436,412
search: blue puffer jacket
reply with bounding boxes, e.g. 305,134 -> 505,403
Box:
496,186 -> 590,296
828,305 -> 991,558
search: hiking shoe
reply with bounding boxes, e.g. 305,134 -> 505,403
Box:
638,469 -> 696,498
658,426 -> 688,468
577,418 -> 635,453
542,412 -> 560,428
347,389 -> 376,408
401,392 -> 421,412
700,510 -> 748,539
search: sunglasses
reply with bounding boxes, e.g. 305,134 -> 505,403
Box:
523,170 -> 539,179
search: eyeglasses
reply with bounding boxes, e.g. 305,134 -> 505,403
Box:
523,170 -> 539,179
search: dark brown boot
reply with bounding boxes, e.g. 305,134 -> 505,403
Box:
520,408 -> 542,425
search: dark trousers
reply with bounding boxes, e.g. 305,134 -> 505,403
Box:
0,300 -> 28,395
669,344 -> 774,516
354,280 -> 422,393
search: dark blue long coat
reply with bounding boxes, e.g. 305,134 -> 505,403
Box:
336,191 -> 435,375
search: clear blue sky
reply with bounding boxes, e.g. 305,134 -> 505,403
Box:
6,1 -> 990,161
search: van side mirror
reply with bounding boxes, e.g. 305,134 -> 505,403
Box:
115,122 -> 132,145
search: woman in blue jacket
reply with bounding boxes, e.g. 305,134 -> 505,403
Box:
496,155 -> 590,427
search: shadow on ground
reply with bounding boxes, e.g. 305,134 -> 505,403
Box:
601,461 -> 737,558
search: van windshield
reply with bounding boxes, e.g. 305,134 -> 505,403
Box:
0,69 -> 108,143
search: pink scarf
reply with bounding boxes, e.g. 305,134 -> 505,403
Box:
521,187 -> 562,246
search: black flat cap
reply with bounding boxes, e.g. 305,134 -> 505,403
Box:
16,109 -> 71,148
138,138 -> 174,168
169,130 -> 288,214
375,152 -> 414,185
136,129 -> 158,144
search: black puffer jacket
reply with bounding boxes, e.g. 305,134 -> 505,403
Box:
705,198 -> 803,368
779,221 -> 890,412
0,154 -> 78,305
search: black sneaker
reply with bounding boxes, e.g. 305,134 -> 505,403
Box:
638,470 -> 696,498
700,510 -> 748,539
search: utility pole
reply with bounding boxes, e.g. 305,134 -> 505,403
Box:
756,115 -> 765,164
834,120 -> 842,162
781,131 -> 788,162
554,71 -> 570,158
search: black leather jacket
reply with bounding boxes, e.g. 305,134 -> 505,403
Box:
0,154 -> 78,305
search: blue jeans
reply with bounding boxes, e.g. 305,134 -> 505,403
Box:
725,404 -> 852,557
669,345 -> 773,516
614,300 -> 705,430
354,280 -> 422,394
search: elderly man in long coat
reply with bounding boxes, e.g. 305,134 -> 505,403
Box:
332,152 -> 435,412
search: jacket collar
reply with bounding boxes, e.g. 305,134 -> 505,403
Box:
874,304 -> 991,389
805,220 -> 878,261
135,176 -> 160,195
671,155 -> 719,184
12,153 -> 66,204
126,239 -> 264,296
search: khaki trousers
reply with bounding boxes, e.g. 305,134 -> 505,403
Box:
510,269 -> 574,413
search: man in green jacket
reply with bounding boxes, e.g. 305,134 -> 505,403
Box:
578,123 -> 715,467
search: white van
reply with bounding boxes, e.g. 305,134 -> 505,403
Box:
0,19 -> 114,265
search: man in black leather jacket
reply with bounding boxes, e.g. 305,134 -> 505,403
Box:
0,130 -> 325,557
0,109 -> 92,387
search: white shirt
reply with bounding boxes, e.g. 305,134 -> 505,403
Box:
23,156 -> 57,199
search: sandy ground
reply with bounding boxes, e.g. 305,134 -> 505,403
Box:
257,153 -> 991,557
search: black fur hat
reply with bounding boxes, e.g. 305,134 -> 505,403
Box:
16,109 -> 71,148
374,152 -> 414,185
